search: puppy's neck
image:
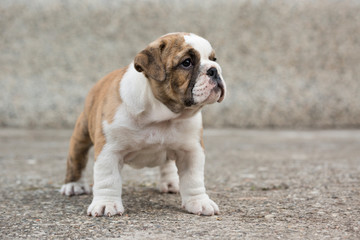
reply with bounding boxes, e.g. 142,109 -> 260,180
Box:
120,63 -> 180,125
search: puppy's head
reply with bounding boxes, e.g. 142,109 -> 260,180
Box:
134,32 -> 226,113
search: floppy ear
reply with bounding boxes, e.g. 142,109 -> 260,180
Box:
134,42 -> 166,82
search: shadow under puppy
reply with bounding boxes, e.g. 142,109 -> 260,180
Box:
61,32 -> 226,217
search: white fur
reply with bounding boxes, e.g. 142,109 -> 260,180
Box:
60,176 -> 91,196
87,146 -> 124,216
87,64 -> 219,216
120,62 -> 180,124
159,160 -> 179,193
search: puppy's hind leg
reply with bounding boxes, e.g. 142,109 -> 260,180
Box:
61,112 -> 93,196
159,159 -> 179,194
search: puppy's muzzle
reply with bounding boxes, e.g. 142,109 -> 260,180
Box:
207,67 -> 225,102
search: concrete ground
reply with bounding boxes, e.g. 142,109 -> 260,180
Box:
0,128 -> 359,239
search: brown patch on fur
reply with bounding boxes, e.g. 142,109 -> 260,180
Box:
64,68 -> 126,183
65,112 -> 92,183
209,50 -> 216,61
134,33 -> 202,113
87,68 -> 126,158
134,45 -> 166,82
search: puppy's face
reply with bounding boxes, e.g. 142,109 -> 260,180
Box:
134,33 -> 226,113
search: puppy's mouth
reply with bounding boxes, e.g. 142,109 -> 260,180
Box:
216,80 -> 225,103
209,78 -> 225,103
188,75 -> 226,107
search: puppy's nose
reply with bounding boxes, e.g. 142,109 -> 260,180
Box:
206,67 -> 218,78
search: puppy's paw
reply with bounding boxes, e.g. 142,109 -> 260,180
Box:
182,195 -> 219,216
87,199 -> 124,217
60,182 -> 91,196
159,179 -> 179,193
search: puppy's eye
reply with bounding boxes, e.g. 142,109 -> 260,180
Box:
181,58 -> 192,69
213,57 -> 217,61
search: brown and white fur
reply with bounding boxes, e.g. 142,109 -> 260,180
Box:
60,33 -> 226,217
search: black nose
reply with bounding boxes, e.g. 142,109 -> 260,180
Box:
206,67 -> 218,78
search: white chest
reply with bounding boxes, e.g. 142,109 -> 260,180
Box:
105,122 -> 187,169
102,100 -> 203,169
123,126 -> 174,168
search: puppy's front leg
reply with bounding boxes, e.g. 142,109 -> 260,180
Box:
87,147 -> 124,217
176,146 -> 219,216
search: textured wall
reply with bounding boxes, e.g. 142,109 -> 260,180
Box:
1,0 -> 360,128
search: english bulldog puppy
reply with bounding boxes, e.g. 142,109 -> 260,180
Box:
60,32 -> 226,216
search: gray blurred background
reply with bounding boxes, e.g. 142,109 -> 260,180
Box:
1,0 -> 359,129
